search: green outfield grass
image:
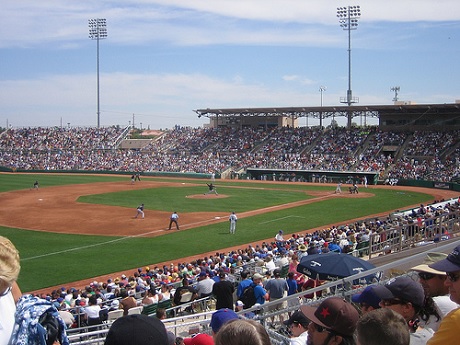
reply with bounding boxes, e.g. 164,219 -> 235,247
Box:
0,173 -> 433,292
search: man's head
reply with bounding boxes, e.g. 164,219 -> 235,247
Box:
429,245 -> 460,304
284,310 -> 310,337
104,314 -> 169,345
301,297 -> 359,345
411,252 -> 448,297
210,308 -> 239,334
351,286 -> 381,314
356,308 -> 409,345
372,276 -> 425,322
252,273 -> 263,284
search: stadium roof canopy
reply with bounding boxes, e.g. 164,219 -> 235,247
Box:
194,103 -> 460,128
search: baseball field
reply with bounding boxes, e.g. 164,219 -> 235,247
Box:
0,172 -> 457,293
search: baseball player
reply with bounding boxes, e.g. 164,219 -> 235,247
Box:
169,211 -> 179,230
205,183 -> 218,195
229,212 -> 238,234
135,204 -> 145,219
33,180 -> 39,190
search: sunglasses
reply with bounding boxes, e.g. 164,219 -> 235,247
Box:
446,272 -> 460,282
381,299 -> 406,307
418,272 -> 436,280
312,322 -> 332,333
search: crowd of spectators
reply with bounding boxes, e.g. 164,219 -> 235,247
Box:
1,125 -> 460,182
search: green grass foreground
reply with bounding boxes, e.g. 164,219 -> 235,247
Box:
0,173 -> 433,292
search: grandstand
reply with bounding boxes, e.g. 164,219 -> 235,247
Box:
1,123 -> 460,186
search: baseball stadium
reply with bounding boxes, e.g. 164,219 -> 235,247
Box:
1,103 -> 460,344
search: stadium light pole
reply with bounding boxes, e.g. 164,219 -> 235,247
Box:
337,6 -> 360,128
88,18 -> 107,128
319,86 -> 326,129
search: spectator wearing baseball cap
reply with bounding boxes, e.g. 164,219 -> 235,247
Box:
183,333 -> 214,345
351,285 -> 381,314
252,273 -> 268,306
283,311 -> 309,345
300,297 -> 359,345
104,314 -> 169,345
411,252 -> 458,331
210,308 -> 239,334
426,245 -> 460,345
372,276 -> 434,344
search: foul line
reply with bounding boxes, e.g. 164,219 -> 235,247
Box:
260,215 -> 306,224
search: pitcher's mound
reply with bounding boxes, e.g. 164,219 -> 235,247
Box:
186,194 -> 229,199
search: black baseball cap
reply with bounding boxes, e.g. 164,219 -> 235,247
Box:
284,310 -> 310,326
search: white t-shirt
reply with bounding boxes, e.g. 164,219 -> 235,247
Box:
290,330 -> 308,345
0,291 -> 16,345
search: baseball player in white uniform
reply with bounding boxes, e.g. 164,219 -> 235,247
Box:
229,212 -> 238,234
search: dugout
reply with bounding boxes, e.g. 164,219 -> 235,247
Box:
246,168 -> 378,185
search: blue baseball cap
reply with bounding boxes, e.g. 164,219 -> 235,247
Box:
210,308 -> 238,333
351,286 -> 381,309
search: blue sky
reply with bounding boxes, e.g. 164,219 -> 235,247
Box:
1,1 -> 459,129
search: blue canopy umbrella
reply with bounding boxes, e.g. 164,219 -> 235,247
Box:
297,252 -> 376,281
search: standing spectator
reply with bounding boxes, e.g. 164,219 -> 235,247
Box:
0,236 -> 21,345
427,245 -> 460,345
169,211 -> 180,230
265,268 -> 289,324
236,271 -> 253,300
229,212 -> 238,234
356,308 -> 409,345
286,272 -> 300,316
212,272 -> 235,310
252,273 -> 268,306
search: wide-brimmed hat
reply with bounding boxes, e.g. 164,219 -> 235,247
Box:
411,252 -> 448,275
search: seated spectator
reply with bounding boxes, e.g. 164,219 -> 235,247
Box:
351,286 -> 381,315
119,288 -> 137,316
300,297 -> 359,345
283,311 -> 309,345
356,308 -> 409,345
372,276 -> 434,344
210,308 -> 239,335
104,314 -> 169,345
214,319 -> 270,345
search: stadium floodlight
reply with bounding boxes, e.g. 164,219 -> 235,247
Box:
337,6 -> 360,128
88,18 -> 107,128
319,86 -> 326,129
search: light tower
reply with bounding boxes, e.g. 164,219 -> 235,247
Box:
391,86 -> 400,103
337,6 -> 361,128
319,86 -> 326,129
88,18 -> 107,128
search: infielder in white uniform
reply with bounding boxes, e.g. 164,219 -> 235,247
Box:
229,212 -> 238,234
